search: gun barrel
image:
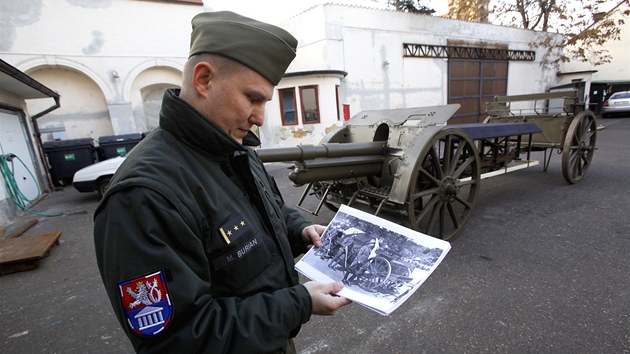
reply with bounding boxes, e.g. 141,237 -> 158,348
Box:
256,142 -> 386,162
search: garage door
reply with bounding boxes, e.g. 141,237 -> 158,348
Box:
448,59 -> 508,124
0,109 -> 40,202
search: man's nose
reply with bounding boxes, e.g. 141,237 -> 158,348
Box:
250,105 -> 265,126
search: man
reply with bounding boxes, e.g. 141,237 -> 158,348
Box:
343,238 -> 379,285
93,11 -> 351,354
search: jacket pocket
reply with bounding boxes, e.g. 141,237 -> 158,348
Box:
209,230 -> 271,296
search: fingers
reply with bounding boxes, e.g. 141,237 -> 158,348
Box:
312,224 -> 326,235
302,225 -> 325,248
303,281 -> 352,316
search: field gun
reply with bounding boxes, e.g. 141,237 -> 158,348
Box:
257,92 -> 593,241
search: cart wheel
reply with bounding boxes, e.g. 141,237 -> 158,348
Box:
562,111 -> 597,184
408,128 -> 481,241
358,257 -> 391,291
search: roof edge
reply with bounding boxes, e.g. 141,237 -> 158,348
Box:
0,59 -> 59,99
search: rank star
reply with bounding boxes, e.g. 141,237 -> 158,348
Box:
227,230 -> 232,236
234,225 -> 239,231
240,221 -> 245,226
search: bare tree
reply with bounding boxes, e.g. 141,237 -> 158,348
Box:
448,0 -> 629,68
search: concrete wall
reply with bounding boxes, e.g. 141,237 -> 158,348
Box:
265,3 -> 561,148
1,0 -> 202,143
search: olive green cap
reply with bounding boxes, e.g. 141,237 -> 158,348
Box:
189,11 -> 298,85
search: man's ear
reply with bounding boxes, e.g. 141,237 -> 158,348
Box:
191,62 -> 215,98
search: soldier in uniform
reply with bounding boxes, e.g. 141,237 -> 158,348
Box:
343,238 -> 379,285
93,11 -> 351,354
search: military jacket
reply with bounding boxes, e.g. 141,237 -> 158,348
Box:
94,89 -> 312,353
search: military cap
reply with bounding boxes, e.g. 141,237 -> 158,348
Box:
189,11 -> 298,85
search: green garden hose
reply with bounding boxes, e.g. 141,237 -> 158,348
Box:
0,153 -> 61,217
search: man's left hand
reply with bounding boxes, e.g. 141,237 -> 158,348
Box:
301,224 -> 326,249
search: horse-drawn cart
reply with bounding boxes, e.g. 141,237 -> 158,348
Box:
323,229 -> 417,293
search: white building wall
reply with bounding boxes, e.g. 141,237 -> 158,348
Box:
262,75 -> 343,148
3,0 -> 562,150
1,0 -> 202,143
263,3 -> 560,148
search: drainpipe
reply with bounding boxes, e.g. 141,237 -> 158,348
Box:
31,95 -> 61,193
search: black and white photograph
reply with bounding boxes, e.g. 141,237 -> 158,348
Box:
295,205 -> 451,315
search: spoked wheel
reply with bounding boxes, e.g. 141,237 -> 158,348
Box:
357,257 -> 392,292
562,111 -> 597,184
408,128 -> 481,241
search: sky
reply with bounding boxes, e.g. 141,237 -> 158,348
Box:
202,0 -> 450,24
202,0 -> 620,25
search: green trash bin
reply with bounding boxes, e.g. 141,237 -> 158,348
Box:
43,138 -> 95,185
97,133 -> 143,160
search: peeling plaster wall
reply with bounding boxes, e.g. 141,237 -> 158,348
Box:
27,67 -> 112,141
130,67 -> 182,133
1,0 -> 202,139
262,76 -> 343,148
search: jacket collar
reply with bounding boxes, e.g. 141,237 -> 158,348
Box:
159,88 -> 261,156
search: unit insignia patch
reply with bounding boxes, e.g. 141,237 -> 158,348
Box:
118,270 -> 172,337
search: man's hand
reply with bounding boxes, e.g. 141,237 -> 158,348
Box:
301,224 -> 326,249
303,281 -> 352,315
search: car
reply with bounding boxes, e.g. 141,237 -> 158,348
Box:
602,91 -> 630,118
72,155 -> 125,198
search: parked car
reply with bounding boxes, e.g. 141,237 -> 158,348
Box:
72,155 -> 125,197
602,91 -> 630,118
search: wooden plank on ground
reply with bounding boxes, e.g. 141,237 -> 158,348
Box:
0,231 -> 62,276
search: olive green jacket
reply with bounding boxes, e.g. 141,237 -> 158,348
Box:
94,89 -> 312,353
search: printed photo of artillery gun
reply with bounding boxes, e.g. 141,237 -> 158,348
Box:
256,90 -> 597,241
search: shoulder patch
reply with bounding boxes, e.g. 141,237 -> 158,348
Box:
118,270 -> 172,337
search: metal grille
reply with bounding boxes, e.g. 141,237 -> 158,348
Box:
404,44 -> 535,61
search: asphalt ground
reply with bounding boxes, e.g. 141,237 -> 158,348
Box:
1,117 -> 628,353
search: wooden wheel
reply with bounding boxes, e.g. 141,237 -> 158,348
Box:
562,111 -> 597,184
357,257 -> 392,291
408,128 -> 481,241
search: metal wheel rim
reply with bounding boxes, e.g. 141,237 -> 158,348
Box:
562,111 -> 597,184
358,257 -> 391,291
407,128 -> 481,241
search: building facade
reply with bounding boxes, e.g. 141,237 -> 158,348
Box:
267,3 -> 560,148
2,0 -> 562,151
2,0 -> 202,144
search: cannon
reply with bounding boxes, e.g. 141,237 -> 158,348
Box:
256,90 -> 595,241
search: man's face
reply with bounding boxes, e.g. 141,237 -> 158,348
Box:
202,66 -> 273,144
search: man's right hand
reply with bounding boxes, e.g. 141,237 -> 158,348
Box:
303,281 -> 352,315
